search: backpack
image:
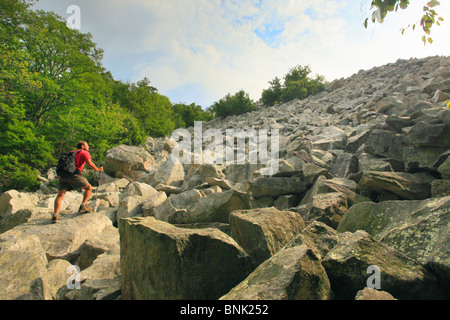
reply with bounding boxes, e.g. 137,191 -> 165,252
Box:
56,150 -> 80,178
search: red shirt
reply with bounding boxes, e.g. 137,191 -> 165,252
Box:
74,149 -> 91,172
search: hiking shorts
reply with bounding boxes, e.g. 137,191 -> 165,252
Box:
58,174 -> 90,191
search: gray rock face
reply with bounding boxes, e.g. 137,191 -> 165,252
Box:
119,217 -> 253,300
220,245 -> 331,300
322,231 -> 437,300
337,196 -> 450,288
229,207 -> 305,266
104,145 -> 154,179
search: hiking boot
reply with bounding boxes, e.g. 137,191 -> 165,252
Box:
79,203 -> 93,213
51,214 -> 59,224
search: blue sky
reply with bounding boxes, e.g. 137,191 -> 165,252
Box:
32,0 -> 450,108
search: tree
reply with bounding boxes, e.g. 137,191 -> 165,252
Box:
20,9 -> 104,125
111,78 -> 175,137
261,77 -> 283,106
211,90 -> 255,118
172,102 -> 214,128
0,0 -> 54,192
261,65 -> 327,106
363,0 -> 444,45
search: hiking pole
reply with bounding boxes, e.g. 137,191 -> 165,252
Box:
90,159 -> 103,201
94,162 -> 103,201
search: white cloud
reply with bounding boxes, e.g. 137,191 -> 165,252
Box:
33,0 -> 450,107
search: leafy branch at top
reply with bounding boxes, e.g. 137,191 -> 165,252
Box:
363,0 -> 444,45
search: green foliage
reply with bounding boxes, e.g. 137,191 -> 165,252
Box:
261,65 -> 327,106
172,103 -> 214,128
210,90 -> 255,118
0,155 -> 41,193
364,0 -> 444,45
111,77 -> 175,137
261,77 -> 283,107
0,1 -> 176,191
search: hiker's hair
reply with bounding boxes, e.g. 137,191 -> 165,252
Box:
77,141 -> 87,149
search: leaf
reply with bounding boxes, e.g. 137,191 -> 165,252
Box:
427,0 -> 440,8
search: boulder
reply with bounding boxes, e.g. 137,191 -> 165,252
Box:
142,192 -> 168,217
337,196 -> 450,288
0,234 -> 51,300
357,153 -> 394,172
364,129 -> 396,157
357,171 -> 431,200
243,177 -> 308,199
80,250 -> 121,282
77,225 -> 120,270
153,189 -> 203,222
154,184 -> 182,195
273,194 -> 300,210
269,157 -> 304,178
355,288 -> 397,300
405,122 -> 450,148
0,249 -> 51,300
0,190 -> 39,220
376,96 -> 404,115
220,245 -> 331,300
0,208 -> 51,234
153,156 -> 185,186
58,276 -> 121,301
402,146 -> 447,171
117,182 -> 159,219
284,221 -> 340,259
42,191 -> 84,213
205,177 -> 235,190
104,145 -> 154,179
223,163 -> 264,183
331,153 -> 358,178
345,129 -> 371,153
422,78 -> 450,95
165,189 -> 251,224
46,259 -> 73,299
432,180 -> 450,198
181,163 -> 224,191
0,212 -> 113,262
229,207 -> 305,266
117,196 -> 146,220
322,231 -> 438,300
292,192 -> 348,229
302,163 -> 331,184
386,115 -> 413,133
438,157 -> 450,179
119,217 -> 253,300
300,176 -> 369,207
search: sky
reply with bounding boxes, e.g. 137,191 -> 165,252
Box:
32,0 -> 450,108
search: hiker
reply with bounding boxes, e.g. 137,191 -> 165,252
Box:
52,141 -> 103,223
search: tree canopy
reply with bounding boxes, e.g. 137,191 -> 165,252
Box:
210,90 -> 256,118
261,65 -> 327,106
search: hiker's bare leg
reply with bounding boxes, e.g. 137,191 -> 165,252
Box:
54,190 -> 66,215
81,184 -> 93,204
